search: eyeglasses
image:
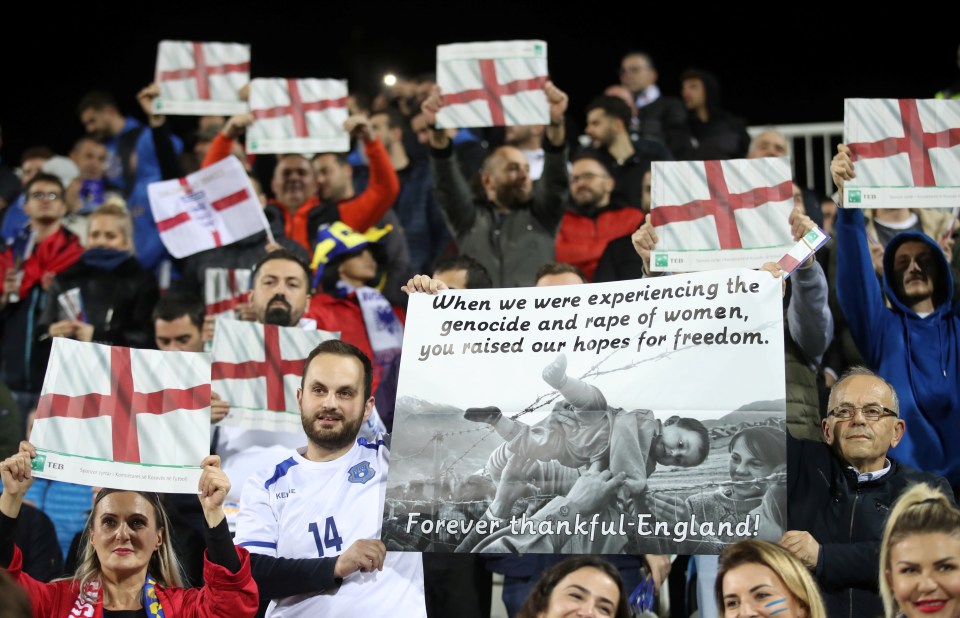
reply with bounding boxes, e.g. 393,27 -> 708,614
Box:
28,191 -> 62,202
569,172 -> 608,184
828,405 -> 898,421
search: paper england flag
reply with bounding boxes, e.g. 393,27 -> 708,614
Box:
247,78 -> 349,154
148,156 -> 269,258
204,267 -> 252,320
436,40 -> 549,129
843,98 -> 960,208
212,319 -> 338,432
650,157 -> 795,272
154,41 -> 250,116
30,339 -> 211,493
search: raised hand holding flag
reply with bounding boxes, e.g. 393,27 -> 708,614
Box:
29,339 -> 211,493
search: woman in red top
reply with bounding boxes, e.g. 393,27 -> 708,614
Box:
0,442 -> 258,618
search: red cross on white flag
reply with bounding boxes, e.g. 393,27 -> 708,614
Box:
843,98 -> 960,208
247,78 -> 350,154
148,156 -> 270,258
649,157 -> 795,271
436,40 -> 549,129
205,267 -> 252,320
153,41 -> 250,116
211,319 -> 338,433
29,339 -> 211,493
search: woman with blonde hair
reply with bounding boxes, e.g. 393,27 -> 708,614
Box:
716,539 -> 827,618
880,483 -> 960,618
1,442 -> 258,617
40,198 -> 158,348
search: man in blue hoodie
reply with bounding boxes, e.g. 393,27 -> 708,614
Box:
832,143 -> 960,491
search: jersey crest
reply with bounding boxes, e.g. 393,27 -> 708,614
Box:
347,460 -> 376,484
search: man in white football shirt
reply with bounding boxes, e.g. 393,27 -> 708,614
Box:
235,339 -> 426,616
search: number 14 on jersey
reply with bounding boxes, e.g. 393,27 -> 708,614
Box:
308,517 -> 344,556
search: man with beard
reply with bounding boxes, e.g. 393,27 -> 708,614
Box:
504,124 -> 547,180
584,95 -> 671,208
250,249 -> 312,328
235,339 -> 426,617
420,81 -> 570,287
212,249 -> 331,531
554,153 -> 646,280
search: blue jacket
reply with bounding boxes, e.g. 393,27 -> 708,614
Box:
836,208 -> 960,485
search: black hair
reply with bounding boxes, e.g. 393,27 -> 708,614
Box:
673,416 -> 711,465
301,339 -> 374,400
371,107 -> 405,131
152,292 -> 205,330
516,556 -> 630,618
535,262 -> 588,284
24,172 -> 65,196
571,152 -> 614,177
585,96 -> 632,131
21,146 -> 56,164
252,248 -> 312,288
77,91 -> 118,115
433,254 -> 493,289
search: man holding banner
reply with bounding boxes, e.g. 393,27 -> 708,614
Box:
235,339 -> 426,617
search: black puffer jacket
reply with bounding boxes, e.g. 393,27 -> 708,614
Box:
38,252 -> 158,349
787,434 -> 954,618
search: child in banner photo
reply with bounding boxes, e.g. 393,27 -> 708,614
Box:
464,353 -> 711,499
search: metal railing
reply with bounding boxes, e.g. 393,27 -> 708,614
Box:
748,122 -> 843,197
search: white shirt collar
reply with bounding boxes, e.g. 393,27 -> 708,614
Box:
849,459 -> 892,483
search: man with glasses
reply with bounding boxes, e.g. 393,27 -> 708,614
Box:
782,366 -> 953,618
555,153 -> 645,281
0,173 -> 83,419
831,144 -> 960,497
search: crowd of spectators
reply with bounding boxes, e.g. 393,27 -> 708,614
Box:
2,44 -> 960,618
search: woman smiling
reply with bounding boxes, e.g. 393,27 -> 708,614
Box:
1,442 -> 258,617
716,540 -> 826,618
881,484 -> 960,618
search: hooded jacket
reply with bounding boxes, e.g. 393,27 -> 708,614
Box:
836,207 -> 960,485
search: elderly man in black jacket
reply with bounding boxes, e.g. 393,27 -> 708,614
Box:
784,366 -> 954,618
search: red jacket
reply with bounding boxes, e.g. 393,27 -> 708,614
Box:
305,292 -> 406,395
6,544 -> 259,618
204,134 -> 399,250
555,204 -> 645,281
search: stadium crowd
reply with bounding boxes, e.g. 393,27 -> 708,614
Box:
1,44 -> 960,618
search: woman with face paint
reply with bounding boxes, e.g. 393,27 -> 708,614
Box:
880,484 -> 960,618
717,540 -> 827,618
